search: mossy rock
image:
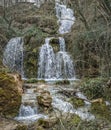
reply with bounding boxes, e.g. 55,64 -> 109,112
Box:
25,78 -> 45,83
50,38 -> 60,53
23,30 -> 47,78
70,97 -> 85,108
0,72 -> 21,117
37,118 -> 58,128
55,80 -> 70,85
91,101 -> 111,121
16,125 -> 28,130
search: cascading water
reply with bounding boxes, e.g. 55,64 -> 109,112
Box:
55,0 -> 75,34
19,104 -> 37,117
15,88 -> 48,122
56,37 -> 75,79
38,37 -> 75,80
38,38 -> 56,79
3,37 -> 24,77
59,37 -> 65,51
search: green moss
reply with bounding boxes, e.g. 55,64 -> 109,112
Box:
69,115 -> 81,126
70,97 -> 85,108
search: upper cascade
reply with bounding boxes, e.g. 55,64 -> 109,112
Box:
55,0 -> 75,34
3,37 -> 24,77
38,37 -> 75,80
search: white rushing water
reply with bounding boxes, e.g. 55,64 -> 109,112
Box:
3,37 -> 24,77
55,0 -> 75,34
48,86 -> 95,121
38,38 -> 56,79
15,85 -> 95,123
15,88 -> 48,122
38,37 -> 75,80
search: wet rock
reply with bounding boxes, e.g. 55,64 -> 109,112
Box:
0,73 -> 22,117
37,90 -> 52,108
37,117 -> 58,128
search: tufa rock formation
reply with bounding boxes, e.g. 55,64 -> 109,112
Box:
0,73 -> 23,117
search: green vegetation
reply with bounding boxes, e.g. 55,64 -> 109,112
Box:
70,97 -> 85,108
80,78 -> 109,100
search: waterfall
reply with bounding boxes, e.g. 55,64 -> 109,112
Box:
56,37 -> 75,79
59,37 -> 65,51
38,37 -> 75,80
38,38 -> 56,79
55,1 -> 75,34
56,52 -> 75,79
3,37 -> 24,77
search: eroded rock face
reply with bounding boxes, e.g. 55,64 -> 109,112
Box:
0,73 -> 23,117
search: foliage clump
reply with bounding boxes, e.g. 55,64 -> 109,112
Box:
70,97 -> 85,108
80,78 -> 108,100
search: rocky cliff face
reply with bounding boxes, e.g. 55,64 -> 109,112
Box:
0,73 -> 22,117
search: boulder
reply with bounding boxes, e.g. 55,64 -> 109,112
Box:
0,73 -> 23,117
37,90 -> 52,108
37,117 -> 58,128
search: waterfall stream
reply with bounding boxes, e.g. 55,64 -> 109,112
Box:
55,0 -> 75,34
15,84 -> 95,123
38,37 -> 75,80
15,88 -> 48,122
3,37 -> 24,78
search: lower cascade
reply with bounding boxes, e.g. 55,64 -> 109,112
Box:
15,84 -> 95,123
15,88 -> 48,122
38,37 -> 75,80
